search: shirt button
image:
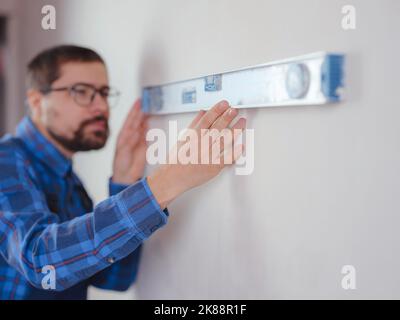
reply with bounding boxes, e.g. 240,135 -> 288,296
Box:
107,257 -> 115,264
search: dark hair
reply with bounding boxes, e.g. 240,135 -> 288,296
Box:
26,45 -> 105,91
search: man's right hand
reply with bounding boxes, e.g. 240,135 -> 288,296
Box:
147,100 -> 246,209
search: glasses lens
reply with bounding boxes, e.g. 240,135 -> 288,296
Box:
104,87 -> 121,108
71,84 -> 96,106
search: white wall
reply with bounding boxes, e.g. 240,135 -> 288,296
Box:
18,0 -> 400,299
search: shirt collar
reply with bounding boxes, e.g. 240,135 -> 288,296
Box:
16,116 -> 73,177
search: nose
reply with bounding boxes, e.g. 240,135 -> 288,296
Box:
89,91 -> 109,115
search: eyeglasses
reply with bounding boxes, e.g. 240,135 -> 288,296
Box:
41,83 -> 121,108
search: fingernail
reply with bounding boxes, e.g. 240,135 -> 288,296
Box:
219,100 -> 229,108
229,108 -> 237,116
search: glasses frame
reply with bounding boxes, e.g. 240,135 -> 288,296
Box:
40,82 -> 121,108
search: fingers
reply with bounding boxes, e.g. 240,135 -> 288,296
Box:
117,99 -> 149,149
232,144 -> 245,163
217,142 -> 245,167
226,118 -> 246,163
125,99 -> 142,125
127,99 -> 146,126
210,117 -> 246,165
230,117 -> 246,132
210,107 -> 238,131
188,110 -> 206,129
139,119 -> 149,142
211,116 -> 246,151
195,100 -> 230,130
132,108 -> 146,129
120,99 -> 146,136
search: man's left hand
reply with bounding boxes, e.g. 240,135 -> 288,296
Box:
112,98 -> 148,185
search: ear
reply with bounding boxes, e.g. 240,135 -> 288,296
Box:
26,89 -> 44,119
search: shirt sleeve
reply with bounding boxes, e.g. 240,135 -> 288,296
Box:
88,179 -> 148,291
0,150 -> 168,292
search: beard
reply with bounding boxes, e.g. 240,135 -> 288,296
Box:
47,115 -> 109,152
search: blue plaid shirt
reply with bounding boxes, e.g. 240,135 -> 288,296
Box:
0,117 -> 169,300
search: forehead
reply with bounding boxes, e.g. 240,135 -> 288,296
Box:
54,61 -> 109,86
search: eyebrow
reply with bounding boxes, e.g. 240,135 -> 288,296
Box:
72,82 -> 110,89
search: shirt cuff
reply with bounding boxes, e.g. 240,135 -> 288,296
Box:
142,177 -> 170,217
110,177 -> 169,217
114,177 -> 169,239
109,178 -> 130,196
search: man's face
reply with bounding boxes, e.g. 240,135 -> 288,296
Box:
39,61 -> 111,152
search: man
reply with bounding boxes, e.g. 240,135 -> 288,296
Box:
0,45 -> 246,300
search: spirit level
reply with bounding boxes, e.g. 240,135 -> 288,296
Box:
142,52 -> 345,115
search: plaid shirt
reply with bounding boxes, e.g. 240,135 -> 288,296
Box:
0,117 -> 169,300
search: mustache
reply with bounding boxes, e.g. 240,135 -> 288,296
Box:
80,115 -> 109,130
